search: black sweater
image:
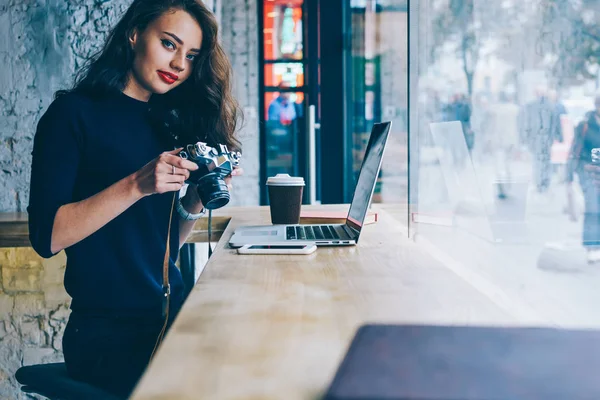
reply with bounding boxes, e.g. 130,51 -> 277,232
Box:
28,90 -> 184,318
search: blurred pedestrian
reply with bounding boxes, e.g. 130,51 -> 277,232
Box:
566,95 -> 600,263
443,93 -> 473,167
519,86 -> 563,192
455,93 -> 474,151
489,92 -> 520,199
268,81 -> 298,126
471,94 -> 492,159
548,89 -> 568,117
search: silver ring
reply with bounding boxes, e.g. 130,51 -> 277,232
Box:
172,165 -> 176,175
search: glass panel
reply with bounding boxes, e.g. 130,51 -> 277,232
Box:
349,1 -> 408,204
265,91 -> 305,183
410,0 -> 600,327
261,0 -> 308,204
263,0 -> 304,61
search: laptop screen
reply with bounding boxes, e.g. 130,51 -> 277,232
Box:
346,122 -> 392,237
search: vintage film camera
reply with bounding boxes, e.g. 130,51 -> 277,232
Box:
178,142 -> 241,209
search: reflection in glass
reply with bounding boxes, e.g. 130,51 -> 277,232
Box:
264,92 -> 305,181
263,0 -> 303,61
349,1 -> 408,204
261,0 -> 307,204
264,63 -> 304,92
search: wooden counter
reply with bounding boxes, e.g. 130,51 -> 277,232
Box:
129,204 -> 526,400
0,204 -> 406,248
0,211 -> 232,248
0,212 -> 30,247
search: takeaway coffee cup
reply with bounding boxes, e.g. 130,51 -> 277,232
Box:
266,174 -> 305,224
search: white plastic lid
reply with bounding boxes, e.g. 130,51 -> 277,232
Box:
266,173 -> 305,186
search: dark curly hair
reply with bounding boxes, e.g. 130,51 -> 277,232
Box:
56,0 -> 241,151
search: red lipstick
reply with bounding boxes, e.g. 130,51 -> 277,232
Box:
157,70 -> 178,85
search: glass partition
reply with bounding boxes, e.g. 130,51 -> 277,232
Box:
410,0 -> 600,327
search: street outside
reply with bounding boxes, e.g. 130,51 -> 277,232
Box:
391,0 -> 600,329
411,146 -> 600,329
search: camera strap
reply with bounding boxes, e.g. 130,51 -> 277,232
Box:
208,209 -> 213,258
151,192 -> 177,360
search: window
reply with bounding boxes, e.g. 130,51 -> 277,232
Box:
411,0 -> 600,326
261,0 -> 307,184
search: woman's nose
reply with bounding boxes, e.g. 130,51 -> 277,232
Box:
170,53 -> 185,72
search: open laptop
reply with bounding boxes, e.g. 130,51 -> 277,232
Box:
229,121 -> 392,248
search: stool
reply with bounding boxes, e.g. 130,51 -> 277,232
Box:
15,363 -> 121,400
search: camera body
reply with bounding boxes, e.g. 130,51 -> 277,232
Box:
178,142 -> 241,210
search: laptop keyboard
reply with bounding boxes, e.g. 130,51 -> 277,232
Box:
286,225 -> 345,241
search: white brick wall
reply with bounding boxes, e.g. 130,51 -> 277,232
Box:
221,0 -> 261,206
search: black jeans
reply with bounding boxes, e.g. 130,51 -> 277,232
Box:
62,311 -> 173,398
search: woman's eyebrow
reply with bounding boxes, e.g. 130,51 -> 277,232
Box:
163,31 -> 201,52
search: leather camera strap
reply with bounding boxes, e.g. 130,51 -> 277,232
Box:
150,192 -> 176,360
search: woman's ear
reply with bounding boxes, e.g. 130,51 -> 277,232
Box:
129,29 -> 138,49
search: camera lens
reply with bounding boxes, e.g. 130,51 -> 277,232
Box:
196,175 -> 230,210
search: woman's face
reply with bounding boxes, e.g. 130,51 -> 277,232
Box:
125,9 -> 203,101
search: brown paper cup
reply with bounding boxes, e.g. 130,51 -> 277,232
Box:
266,174 -> 305,225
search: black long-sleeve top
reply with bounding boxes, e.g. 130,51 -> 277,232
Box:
27,90 -> 184,318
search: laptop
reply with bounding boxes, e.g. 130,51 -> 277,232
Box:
228,121 -> 392,248
325,324 -> 600,400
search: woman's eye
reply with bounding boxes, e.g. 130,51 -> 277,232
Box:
161,39 -> 175,50
186,54 -> 197,61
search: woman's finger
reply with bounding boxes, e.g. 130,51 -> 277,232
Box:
231,167 -> 244,176
166,147 -> 184,155
169,165 -> 190,179
162,183 -> 185,193
157,162 -> 190,179
165,154 -> 199,171
164,173 -> 186,184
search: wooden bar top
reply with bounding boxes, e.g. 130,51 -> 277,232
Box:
0,210 -> 232,248
129,204 -> 531,400
0,204 -> 404,248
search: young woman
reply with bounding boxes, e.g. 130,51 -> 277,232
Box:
27,0 -> 241,397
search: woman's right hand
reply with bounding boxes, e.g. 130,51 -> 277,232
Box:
132,148 -> 199,197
